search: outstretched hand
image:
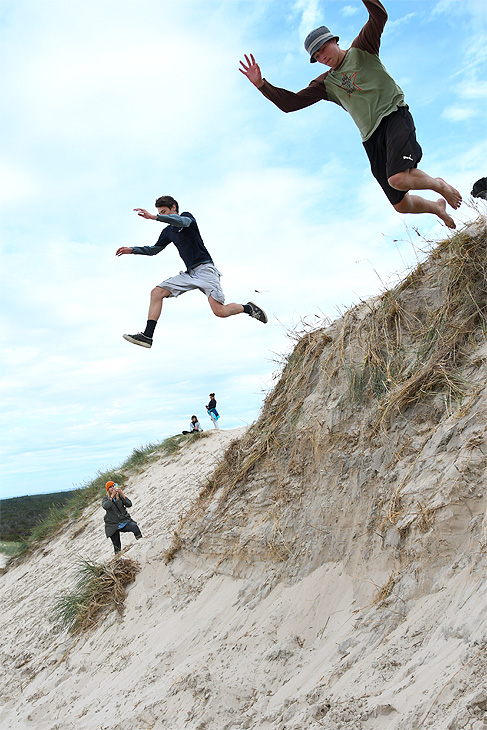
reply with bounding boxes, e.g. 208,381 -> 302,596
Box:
116,246 -> 133,256
134,208 -> 157,220
239,54 -> 264,88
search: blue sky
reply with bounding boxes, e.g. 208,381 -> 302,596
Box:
1,0 -> 486,499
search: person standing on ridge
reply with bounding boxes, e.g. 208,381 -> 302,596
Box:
239,0 -> 461,229
116,196 -> 268,348
206,393 -> 220,430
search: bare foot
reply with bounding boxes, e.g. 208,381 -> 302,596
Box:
436,198 -> 456,229
436,178 -> 462,210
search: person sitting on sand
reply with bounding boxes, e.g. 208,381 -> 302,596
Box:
239,0 -> 462,229
182,415 -> 203,434
102,481 -> 142,554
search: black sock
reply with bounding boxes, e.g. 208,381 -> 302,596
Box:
143,320 -> 157,338
242,304 -> 252,315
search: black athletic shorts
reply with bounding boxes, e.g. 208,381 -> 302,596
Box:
363,106 -> 423,206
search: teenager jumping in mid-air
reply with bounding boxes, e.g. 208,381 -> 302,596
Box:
240,0 -> 461,229
116,196 -> 267,348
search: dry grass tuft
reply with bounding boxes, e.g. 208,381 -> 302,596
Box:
214,329 -> 332,502
384,488 -> 404,526
267,514 -> 294,561
52,555 -> 139,634
325,220 -> 487,425
163,532 -> 182,564
373,572 -> 396,605
414,501 -> 438,531
378,225 -> 487,421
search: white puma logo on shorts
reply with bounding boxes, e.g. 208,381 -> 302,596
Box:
403,155 -> 413,161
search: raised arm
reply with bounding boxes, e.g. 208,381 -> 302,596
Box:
155,213 -> 192,227
134,208 -> 193,228
134,207 -> 192,228
240,53 -> 328,112
352,0 -> 388,55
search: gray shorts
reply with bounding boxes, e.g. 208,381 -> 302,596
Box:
158,263 -> 225,304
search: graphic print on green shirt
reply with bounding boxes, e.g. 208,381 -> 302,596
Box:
324,47 -> 405,142
339,71 -> 362,97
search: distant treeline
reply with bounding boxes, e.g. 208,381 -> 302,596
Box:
0,491 -> 76,541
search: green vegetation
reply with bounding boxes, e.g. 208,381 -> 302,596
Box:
121,431 -> 208,471
51,556 -> 140,634
0,541 -> 24,557
0,491 -> 77,541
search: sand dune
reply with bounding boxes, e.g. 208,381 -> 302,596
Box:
2,219 -> 487,730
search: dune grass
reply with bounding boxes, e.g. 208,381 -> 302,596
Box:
317,221 -> 487,429
52,555 -> 140,634
0,541 -> 24,557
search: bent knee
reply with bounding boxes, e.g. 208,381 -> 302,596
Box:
209,297 -> 226,317
151,286 -> 169,298
388,171 -> 409,191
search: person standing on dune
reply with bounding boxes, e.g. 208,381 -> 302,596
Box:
206,393 -> 220,430
102,482 -> 142,554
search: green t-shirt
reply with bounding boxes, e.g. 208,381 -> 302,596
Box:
324,47 -> 405,141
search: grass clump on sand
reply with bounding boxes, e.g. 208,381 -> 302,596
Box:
331,220 -> 487,423
52,556 -> 139,634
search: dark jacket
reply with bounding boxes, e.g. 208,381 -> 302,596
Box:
102,495 -> 133,537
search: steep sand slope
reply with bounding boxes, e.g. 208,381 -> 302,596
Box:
2,218 -> 487,730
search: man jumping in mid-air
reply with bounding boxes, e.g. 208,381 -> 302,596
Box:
240,0 -> 461,229
116,196 -> 267,348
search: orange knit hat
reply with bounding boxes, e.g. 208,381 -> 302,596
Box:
105,481 -> 116,491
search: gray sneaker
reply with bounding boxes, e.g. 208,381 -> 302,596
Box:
247,301 -> 268,324
123,332 -> 152,348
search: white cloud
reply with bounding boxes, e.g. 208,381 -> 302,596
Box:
341,6 -> 359,18
383,12 -> 417,35
441,106 -> 477,122
293,0 -> 322,37
457,81 -> 487,100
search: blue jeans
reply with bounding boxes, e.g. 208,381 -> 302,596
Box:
110,521 -> 142,553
